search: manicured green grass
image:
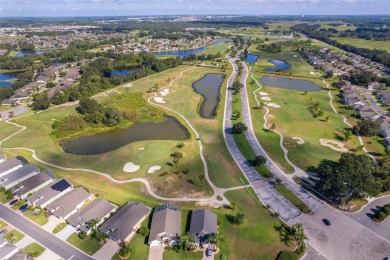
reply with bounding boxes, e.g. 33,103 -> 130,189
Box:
331,37 -> 390,53
0,190 -> 12,203
164,250 -> 203,260
0,121 -> 20,142
23,242 -> 45,257
4,229 -> 25,243
123,218 -> 150,260
274,183 -> 309,213
0,220 -> 7,229
234,133 -> 273,178
24,209 -> 48,226
53,222 -> 67,234
201,43 -> 231,55
67,233 -> 103,255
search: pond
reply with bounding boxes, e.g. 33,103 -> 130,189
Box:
0,72 -> 18,87
192,73 -> 225,118
245,54 -> 259,63
264,59 -> 290,72
260,76 -> 322,92
111,67 -> 140,76
61,116 -> 190,155
16,50 -> 46,57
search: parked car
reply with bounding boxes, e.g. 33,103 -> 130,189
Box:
19,204 -> 28,211
322,219 -> 331,226
0,229 -> 8,235
206,248 -> 212,257
10,199 -> 18,205
21,207 -> 28,213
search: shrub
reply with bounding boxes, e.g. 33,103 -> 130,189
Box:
275,178 -> 282,184
383,205 -> 390,215
137,227 -> 149,236
119,245 -> 131,258
276,251 -> 299,260
177,143 -> 185,148
158,171 -> 168,177
78,231 -> 87,239
377,211 -> 387,220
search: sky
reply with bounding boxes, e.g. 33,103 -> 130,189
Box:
1,0 -> 389,17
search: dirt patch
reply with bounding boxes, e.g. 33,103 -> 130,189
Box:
319,139 -> 348,152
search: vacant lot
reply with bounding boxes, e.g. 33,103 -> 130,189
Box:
331,37 -> 390,53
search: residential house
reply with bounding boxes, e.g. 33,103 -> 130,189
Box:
148,203 -> 181,247
358,106 -> 377,120
12,170 -> 55,199
0,164 -> 40,190
368,82 -> 383,91
189,209 -> 217,245
8,250 -> 30,260
0,157 -> 22,177
0,237 -> 18,260
67,198 -> 117,234
45,187 -> 91,220
28,178 -> 73,208
99,202 -> 151,243
376,90 -> 390,106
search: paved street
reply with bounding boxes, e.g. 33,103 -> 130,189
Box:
289,204 -> 390,260
0,204 -> 94,260
357,86 -> 388,116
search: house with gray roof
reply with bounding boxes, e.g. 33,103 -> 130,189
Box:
8,250 -> 31,260
376,90 -> 390,106
27,178 -> 73,208
0,157 -> 22,178
190,209 -> 217,245
12,170 -> 55,199
0,237 -> 18,260
148,203 -> 181,247
358,106 -> 377,120
46,187 -> 91,220
0,164 -> 40,190
99,202 -> 151,243
67,198 -> 117,234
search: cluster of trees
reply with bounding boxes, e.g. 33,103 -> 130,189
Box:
276,223 -> 307,260
182,52 -> 222,62
373,203 -> 390,221
0,87 -> 14,102
315,153 -> 390,205
291,23 -> 390,66
349,70 -> 390,86
309,102 -> 324,118
339,27 -> 390,41
354,119 -> 381,137
257,42 -> 282,53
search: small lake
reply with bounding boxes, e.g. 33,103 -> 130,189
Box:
264,59 -> 290,72
245,54 -> 259,63
61,116 -> 190,155
111,67 -> 140,76
0,72 -> 18,87
260,76 -> 322,92
192,73 -> 225,118
16,50 -> 46,57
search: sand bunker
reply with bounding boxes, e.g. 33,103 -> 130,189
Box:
154,97 -> 166,103
292,137 -> 305,145
319,139 -> 348,152
261,97 -> 271,101
147,165 -> 161,174
310,71 -> 316,75
293,55 -> 297,57
138,147 -> 145,151
160,89 -> 170,96
267,103 -> 281,108
259,92 -> 269,96
123,162 -> 140,173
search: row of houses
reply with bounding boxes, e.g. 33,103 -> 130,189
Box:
340,85 -> 390,147
0,237 -> 32,260
0,155 -> 218,249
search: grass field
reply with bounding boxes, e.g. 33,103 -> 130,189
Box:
331,37 -> 390,53
24,242 -> 45,257
67,233 -> 103,255
0,220 -> 6,229
24,209 -> 49,226
5,229 -> 25,243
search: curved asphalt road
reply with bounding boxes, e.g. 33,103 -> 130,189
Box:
0,204 -> 94,260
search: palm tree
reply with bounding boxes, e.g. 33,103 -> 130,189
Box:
209,233 -> 224,248
288,223 -> 307,249
179,232 -> 195,251
88,218 -> 99,232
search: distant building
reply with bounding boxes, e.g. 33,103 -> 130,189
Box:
28,178 -> 73,208
190,209 -> 217,245
0,157 -> 22,178
148,203 -> 181,247
12,170 -> 55,199
99,202 -> 151,243
67,198 -> 117,234
0,164 -> 40,190
46,187 -> 91,220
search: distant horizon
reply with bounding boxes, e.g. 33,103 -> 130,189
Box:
1,0 -> 389,17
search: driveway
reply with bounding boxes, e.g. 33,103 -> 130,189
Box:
15,235 -> 34,248
55,225 -> 76,241
289,204 -> 390,260
92,239 -> 119,260
0,104 -> 29,119
36,249 -> 62,260
42,216 -> 64,233
345,196 -> 390,242
148,246 -> 164,260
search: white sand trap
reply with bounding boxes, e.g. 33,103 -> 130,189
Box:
123,162 -> 140,173
310,71 -> 316,75
147,165 -> 161,174
259,92 -> 269,96
261,97 -> 271,101
160,89 -> 170,96
319,139 -> 348,152
267,103 -> 281,108
293,55 -> 297,57
138,147 -> 145,151
154,97 -> 166,103
292,137 -> 305,145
